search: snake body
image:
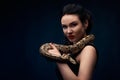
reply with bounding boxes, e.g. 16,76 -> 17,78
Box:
39,34 -> 95,64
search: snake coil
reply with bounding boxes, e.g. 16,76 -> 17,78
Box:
39,34 -> 95,64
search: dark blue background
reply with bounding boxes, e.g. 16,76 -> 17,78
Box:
1,0 -> 120,80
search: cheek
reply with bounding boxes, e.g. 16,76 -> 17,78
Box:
74,27 -> 85,37
75,27 -> 84,34
63,29 -> 67,35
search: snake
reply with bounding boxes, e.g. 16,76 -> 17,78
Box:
39,34 -> 95,64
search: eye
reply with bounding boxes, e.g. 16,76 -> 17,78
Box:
62,25 -> 67,29
70,22 -> 78,27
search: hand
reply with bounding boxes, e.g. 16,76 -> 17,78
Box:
48,43 -> 61,57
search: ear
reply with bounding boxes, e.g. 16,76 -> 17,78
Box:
84,20 -> 88,30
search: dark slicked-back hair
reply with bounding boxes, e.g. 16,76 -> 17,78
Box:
62,4 -> 93,34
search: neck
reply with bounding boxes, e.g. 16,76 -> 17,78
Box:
73,34 -> 87,44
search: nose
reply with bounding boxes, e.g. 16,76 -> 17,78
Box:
67,27 -> 73,34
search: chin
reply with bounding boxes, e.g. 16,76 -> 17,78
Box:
69,39 -> 77,44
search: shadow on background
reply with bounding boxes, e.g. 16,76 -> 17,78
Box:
0,0 -> 120,80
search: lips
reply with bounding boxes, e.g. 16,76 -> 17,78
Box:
67,35 -> 75,39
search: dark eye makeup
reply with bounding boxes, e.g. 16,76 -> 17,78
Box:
62,25 -> 67,29
62,21 -> 78,29
70,22 -> 78,27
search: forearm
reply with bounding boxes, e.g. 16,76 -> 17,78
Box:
57,63 -> 78,80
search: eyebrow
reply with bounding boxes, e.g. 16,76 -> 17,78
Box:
61,24 -> 67,27
70,21 -> 77,24
69,21 -> 78,26
62,21 -> 78,25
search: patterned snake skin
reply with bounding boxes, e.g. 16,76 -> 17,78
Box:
39,34 -> 95,64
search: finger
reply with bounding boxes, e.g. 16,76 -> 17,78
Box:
49,43 -> 57,49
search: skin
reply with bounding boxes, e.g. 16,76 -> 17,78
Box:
61,14 -> 87,43
48,14 -> 97,80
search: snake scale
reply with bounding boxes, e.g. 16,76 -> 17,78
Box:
39,34 -> 95,64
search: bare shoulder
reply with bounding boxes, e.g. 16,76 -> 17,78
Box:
76,45 -> 97,63
83,45 -> 96,53
76,45 -> 98,79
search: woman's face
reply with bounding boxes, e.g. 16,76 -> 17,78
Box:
61,14 -> 88,43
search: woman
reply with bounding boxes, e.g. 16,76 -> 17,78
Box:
48,4 -> 97,80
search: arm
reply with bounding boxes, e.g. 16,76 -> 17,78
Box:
57,45 -> 97,80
